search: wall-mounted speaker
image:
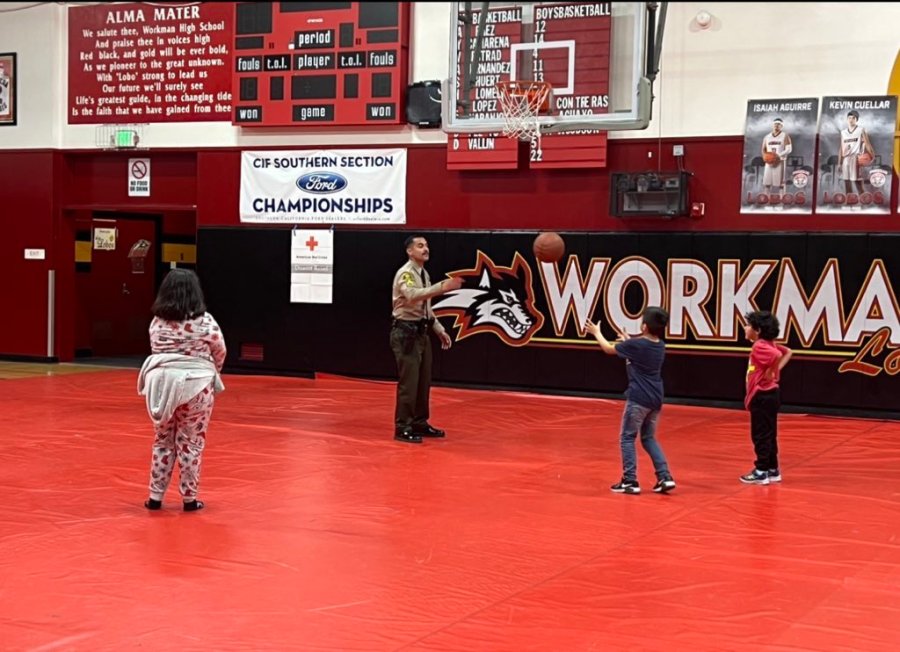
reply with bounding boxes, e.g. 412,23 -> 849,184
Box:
405,80 -> 442,128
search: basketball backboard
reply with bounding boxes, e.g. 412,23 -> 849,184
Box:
443,1 -> 661,137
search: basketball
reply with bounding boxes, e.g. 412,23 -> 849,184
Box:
763,151 -> 778,165
857,152 -> 874,166
533,232 -> 565,263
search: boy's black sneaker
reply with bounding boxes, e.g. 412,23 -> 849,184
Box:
611,480 -> 640,495
740,469 -> 770,485
767,469 -> 782,482
653,477 -> 676,493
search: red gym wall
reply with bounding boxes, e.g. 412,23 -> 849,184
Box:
0,151 -> 60,358
197,140 -> 900,230
1,138 -> 898,360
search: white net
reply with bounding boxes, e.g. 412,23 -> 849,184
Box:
495,81 -> 551,148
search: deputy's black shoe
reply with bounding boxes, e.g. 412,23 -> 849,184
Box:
413,423 -> 445,438
394,427 -> 423,444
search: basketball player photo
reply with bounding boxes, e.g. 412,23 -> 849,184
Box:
0,54 -> 14,126
816,95 -> 898,215
740,98 -> 818,215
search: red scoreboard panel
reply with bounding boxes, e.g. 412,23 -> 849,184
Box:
447,3 -> 610,171
232,2 -> 409,127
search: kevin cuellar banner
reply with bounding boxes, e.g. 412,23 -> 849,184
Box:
816,95 -> 897,215
240,149 -> 407,224
740,98 -> 819,214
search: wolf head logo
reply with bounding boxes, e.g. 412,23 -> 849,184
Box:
432,251 -> 544,346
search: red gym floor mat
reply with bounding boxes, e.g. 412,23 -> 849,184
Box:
2,371 -> 899,650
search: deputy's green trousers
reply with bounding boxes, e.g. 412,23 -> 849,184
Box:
390,326 -> 432,431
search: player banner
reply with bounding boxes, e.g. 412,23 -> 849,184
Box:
816,95 -> 898,215
740,98 -> 819,214
240,149 -> 407,224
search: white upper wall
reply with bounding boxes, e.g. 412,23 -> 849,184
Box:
0,2 -> 897,150
653,2 -> 900,139
0,2 -> 63,148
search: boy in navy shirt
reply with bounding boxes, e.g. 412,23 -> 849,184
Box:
585,307 -> 675,495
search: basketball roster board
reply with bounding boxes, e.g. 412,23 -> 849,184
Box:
232,2 -> 409,127
447,2 -> 611,170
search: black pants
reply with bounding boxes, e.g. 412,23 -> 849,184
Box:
390,324 -> 432,431
750,388 -> 780,471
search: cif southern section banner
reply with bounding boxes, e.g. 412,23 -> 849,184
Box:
816,95 -> 898,214
740,98 -> 819,214
239,149 -> 407,224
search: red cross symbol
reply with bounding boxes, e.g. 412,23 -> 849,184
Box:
305,236 -> 319,251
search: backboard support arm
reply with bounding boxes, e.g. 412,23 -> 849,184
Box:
458,2 -> 491,116
646,2 -> 667,83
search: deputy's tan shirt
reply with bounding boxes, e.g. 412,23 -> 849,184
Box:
391,260 -> 446,335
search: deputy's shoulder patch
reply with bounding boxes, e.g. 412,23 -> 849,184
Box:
401,271 -> 415,287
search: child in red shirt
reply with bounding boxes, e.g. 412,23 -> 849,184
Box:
741,311 -> 792,485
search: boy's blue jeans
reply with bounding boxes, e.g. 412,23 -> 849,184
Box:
619,400 -> 671,482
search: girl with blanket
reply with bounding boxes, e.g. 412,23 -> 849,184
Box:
138,269 -> 226,512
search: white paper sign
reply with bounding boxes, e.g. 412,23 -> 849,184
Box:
128,158 -> 151,197
93,227 -> 116,250
290,229 -> 334,304
240,149 -> 406,224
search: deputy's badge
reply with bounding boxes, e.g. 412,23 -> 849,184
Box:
401,271 -> 415,287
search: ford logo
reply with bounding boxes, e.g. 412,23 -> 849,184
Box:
297,172 -> 348,194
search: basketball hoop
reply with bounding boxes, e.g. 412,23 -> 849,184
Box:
495,80 -> 552,149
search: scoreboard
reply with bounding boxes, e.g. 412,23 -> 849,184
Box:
232,2 -> 409,127
447,2 -> 611,170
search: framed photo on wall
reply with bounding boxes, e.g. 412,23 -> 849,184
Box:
0,52 -> 17,126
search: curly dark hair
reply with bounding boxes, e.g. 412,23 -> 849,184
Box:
152,269 -> 207,321
745,310 -> 780,340
642,306 -> 669,338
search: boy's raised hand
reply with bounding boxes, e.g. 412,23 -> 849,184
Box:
584,319 -> 601,337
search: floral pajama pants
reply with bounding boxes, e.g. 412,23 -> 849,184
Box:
148,386 -> 214,502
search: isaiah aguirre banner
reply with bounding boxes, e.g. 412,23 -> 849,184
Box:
740,98 -> 819,214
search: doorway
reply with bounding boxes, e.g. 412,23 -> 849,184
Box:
75,212 -> 161,360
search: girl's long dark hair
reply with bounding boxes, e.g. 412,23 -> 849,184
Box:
152,269 -> 207,321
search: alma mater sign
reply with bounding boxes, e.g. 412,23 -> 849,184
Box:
68,3 -> 234,124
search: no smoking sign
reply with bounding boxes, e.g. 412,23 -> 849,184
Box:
128,158 -> 151,197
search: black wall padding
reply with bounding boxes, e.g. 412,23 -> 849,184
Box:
197,228 -> 900,415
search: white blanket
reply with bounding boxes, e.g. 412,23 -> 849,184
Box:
137,354 -> 225,426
